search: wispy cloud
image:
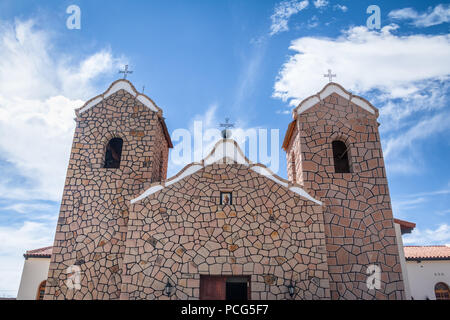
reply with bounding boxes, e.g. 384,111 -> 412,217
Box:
403,223 -> 450,245
333,4 -> 348,12
389,4 -> 450,27
313,0 -> 328,9
0,19 -> 125,201
270,0 -> 309,36
273,25 -> 450,174
0,18 -> 125,298
384,112 -> 450,159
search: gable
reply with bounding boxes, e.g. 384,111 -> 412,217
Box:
131,139 -> 322,205
293,82 -> 378,117
76,79 -> 162,116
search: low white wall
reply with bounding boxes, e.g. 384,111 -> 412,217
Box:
394,223 -> 411,300
17,257 -> 50,300
406,260 -> 450,300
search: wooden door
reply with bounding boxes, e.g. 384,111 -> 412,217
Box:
200,276 -> 226,300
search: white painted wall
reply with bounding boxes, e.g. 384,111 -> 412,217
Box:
17,257 -> 50,300
406,260 -> 450,300
394,223 -> 411,300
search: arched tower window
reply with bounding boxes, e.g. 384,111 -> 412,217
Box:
104,138 -> 123,168
332,140 -> 350,173
435,282 -> 450,300
36,280 -> 46,300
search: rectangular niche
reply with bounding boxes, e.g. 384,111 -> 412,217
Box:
220,191 -> 232,205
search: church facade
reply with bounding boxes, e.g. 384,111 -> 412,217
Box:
44,79 -> 405,300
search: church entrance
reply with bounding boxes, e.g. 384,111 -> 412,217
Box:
199,276 -> 250,300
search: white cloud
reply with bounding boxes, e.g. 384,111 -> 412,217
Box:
273,25 -> 450,104
389,4 -> 450,27
0,19 -> 125,201
307,15 -> 319,28
333,4 -> 348,12
0,220 -> 56,297
403,224 -> 450,245
270,0 -> 309,35
0,202 -> 55,214
313,0 -> 328,9
384,112 -> 450,159
273,25 -> 450,174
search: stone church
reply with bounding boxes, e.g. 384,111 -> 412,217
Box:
43,79 -> 406,300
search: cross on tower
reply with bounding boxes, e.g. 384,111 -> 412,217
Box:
324,69 -> 336,82
219,118 -> 235,139
119,65 -> 133,79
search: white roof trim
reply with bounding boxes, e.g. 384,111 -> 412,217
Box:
78,79 -> 160,115
137,94 -> 158,112
165,164 -> 203,187
131,185 -> 164,204
250,166 -> 289,188
104,81 -> 136,99
296,83 -> 376,116
297,96 -> 320,114
289,186 -> 322,205
131,139 -> 322,206
319,83 -> 350,101
204,139 -> 249,166
350,96 -> 375,114
79,96 -> 103,114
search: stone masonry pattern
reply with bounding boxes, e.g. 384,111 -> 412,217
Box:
44,80 -> 406,300
44,86 -> 169,299
286,92 -> 405,300
120,163 -> 330,300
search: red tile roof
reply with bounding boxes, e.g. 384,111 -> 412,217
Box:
24,246 -> 53,259
404,245 -> 450,260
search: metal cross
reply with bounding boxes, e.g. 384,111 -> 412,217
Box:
219,118 -> 235,139
142,85 -> 145,93
324,69 -> 336,82
119,65 -> 133,79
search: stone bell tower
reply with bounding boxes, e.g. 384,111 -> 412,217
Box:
44,79 -> 173,300
282,82 -> 405,300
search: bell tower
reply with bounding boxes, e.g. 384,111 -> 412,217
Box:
44,79 -> 172,299
283,82 -> 405,300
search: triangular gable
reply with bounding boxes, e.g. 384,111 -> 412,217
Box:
293,82 -> 378,117
131,139 -> 322,205
76,79 -> 162,116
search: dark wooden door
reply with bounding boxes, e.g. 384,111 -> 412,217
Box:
200,276 -> 226,300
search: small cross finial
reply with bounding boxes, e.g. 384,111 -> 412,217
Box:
219,117 -> 235,139
119,65 -> 133,79
324,69 -> 336,82
142,85 -> 145,93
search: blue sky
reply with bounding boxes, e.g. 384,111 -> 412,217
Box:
0,0 -> 449,296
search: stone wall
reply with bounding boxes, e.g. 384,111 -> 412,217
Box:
286,92 -> 405,299
44,88 -> 170,299
120,163 -> 331,300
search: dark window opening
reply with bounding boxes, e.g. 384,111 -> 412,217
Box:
226,277 -> 248,301
435,282 -> 450,300
332,140 -> 350,173
36,280 -> 46,300
104,138 -> 123,168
